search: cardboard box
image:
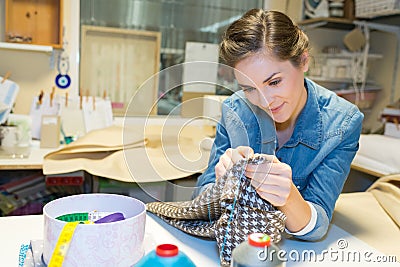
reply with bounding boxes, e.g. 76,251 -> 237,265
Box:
181,92 -> 207,118
40,115 -> 60,148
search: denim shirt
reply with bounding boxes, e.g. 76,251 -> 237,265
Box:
195,78 -> 364,241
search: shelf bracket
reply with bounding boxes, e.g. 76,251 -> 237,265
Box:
49,49 -> 56,70
300,21 -> 328,30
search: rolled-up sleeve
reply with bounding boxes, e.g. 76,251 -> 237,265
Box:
294,109 -> 364,241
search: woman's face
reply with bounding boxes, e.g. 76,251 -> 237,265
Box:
234,52 -> 309,125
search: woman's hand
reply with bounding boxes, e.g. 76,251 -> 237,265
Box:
245,154 -> 292,207
215,146 -> 254,180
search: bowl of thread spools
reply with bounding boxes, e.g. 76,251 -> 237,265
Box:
42,193 -> 146,266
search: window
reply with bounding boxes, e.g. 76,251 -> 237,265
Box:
80,0 -> 263,115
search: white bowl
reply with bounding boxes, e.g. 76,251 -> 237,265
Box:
43,193 -> 146,267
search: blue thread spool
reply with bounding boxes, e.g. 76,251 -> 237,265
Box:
231,233 -> 285,267
135,244 -> 196,267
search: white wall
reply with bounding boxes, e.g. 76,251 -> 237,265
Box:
264,0 -> 304,22
0,0 -> 79,115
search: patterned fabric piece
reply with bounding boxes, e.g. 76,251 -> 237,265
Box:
146,156 -> 287,266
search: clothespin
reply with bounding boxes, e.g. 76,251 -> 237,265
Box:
93,96 -> 96,111
1,71 -> 11,84
86,89 -> 89,102
37,90 -> 44,105
103,89 -> 107,100
36,90 -> 44,109
50,86 -> 55,107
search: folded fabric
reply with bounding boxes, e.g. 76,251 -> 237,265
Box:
146,156 -> 286,267
367,174 -> 400,227
43,124 -> 211,183
46,125 -> 147,154
333,192 -> 400,259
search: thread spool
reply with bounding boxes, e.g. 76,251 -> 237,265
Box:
231,233 -> 285,267
135,244 -> 196,267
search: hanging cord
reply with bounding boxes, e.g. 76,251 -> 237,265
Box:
361,23 -> 370,101
352,22 -> 370,106
58,27 -> 70,76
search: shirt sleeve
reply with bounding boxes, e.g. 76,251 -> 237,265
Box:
297,109 -> 364,240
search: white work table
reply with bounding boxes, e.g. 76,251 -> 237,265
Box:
0,141 -> 57,170
1,213 -> 399,266
351,134 -> 400,177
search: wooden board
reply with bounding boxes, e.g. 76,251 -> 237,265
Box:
5,0 -> 63,48
80,26 -> 161,116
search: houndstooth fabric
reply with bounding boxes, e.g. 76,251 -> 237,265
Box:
146,156 -> 287,266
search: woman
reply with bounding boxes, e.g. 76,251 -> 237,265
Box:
195,9 -> 364,241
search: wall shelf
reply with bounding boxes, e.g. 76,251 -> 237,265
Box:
359,13 -> 400,25
314,52 -> 383,59
298,17 -> 355,31
299,16 -> 400,32
0,42 -> 53,53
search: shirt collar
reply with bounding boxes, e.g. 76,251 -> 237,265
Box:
284,78 -> 322,150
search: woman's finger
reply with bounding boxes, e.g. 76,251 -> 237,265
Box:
215,161 -> 227,179
251,175 -> 291,193
256,190 -> 287,207
246,161 -> 291,177
236,146 -> 254,158
215,146 -> 255,179
246,162 -> 272,176
230,149 -> 245,163
220,152 -> 234,169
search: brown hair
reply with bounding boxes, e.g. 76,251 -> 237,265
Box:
219,9 -> 310,68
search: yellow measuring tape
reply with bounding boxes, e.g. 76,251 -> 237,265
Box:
48,221 -> 92,267
48,211 -> 120,266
